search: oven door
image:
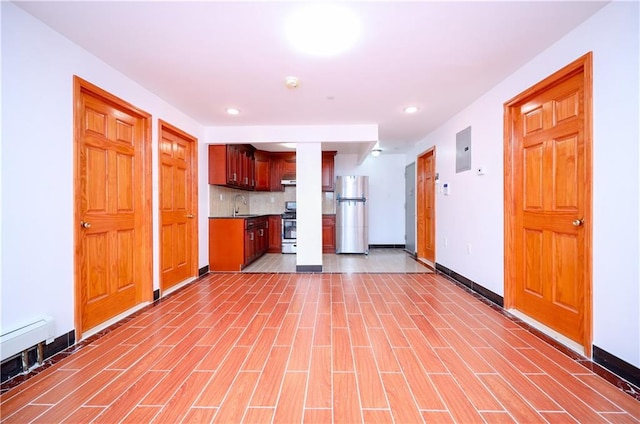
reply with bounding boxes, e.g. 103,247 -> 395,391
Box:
282,218 -> 297,253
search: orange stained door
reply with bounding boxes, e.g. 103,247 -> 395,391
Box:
74,77 -> 152,337
505,54 -> 592,353
159,121 -> 198,291
417,148 -> 435,263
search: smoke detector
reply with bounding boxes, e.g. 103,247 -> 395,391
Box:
285,76 -> 299,89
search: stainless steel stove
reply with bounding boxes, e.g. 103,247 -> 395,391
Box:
281,201 -> 296,254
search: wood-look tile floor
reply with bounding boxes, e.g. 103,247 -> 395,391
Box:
243,249 -> 433,273
2,273 -> 639,423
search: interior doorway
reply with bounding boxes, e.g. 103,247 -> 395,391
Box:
417,148 -> 435,265
73,76 -> 152,338
404,162 -> 416,255
504,53 -> 593,355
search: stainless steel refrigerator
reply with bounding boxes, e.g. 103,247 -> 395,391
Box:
336,175 -> 369,254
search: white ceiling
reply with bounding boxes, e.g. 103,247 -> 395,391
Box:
15,1 -> 607,155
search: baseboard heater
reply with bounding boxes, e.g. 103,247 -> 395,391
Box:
1,316 -> 55,371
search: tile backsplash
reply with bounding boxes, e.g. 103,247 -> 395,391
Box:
209,185 -> 336,217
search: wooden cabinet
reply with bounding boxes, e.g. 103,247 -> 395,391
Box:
254,150 -> 271,191
322,214 -> 336,253
209,144 -> 255,190
209,216 -> 269,271
322,151 -> 336,192
268,215 -> 282,253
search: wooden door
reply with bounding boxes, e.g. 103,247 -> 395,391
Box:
505,53 -> 592,354
159,120 -> 198,292
74,77 -> 152,337
417,148 -> 435,263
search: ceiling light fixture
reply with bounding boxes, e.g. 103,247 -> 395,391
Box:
285,76 -> 299,89
404,106 -> 419,114
226,108 -> 240,115
371,148 -> 382,157
285,5 -> 361,57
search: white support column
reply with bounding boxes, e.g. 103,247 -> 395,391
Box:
295,143 -> 323,271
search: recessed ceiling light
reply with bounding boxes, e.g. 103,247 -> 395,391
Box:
371,148 -> 382,157
226,108 -> 240,115
285,5 -> 361,56
404,106 -> 419,114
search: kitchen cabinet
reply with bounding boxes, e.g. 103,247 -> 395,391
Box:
268,215 -> 282,253
322,151 -> 337,192
209,144 -> 255,190
322,214 -> 336,253
254,150 -> 271,191
209,216 -> 269,271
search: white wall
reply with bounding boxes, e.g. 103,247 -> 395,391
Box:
335,153 -> 406,245
1,3 -> 207,337
409,1 -> 639,367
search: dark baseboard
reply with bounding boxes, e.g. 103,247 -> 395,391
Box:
593,345 -> 640,388
153,289 -> 160,301
435,263 -> 504,307
1,330 -> 75,384
296,265 -> 322,273
198,265 -> 209,276
369,244 -> 406,249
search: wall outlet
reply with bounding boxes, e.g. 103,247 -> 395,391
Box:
219,194 -> 223,201
270,196 -> 274,203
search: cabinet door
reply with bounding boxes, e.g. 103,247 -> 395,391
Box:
268,215 -> 282,252
283,152 -> 296,176
208,145 -> 228,185
244,228 -> 255,264
270,156 -> 284,192
226,145 -> 239,185
322,215 -> 336,253
322,151 -> 336,192
255,157 -> 270,191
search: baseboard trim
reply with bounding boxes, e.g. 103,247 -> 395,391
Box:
198,265 -> 209,276
1,330 -> 75,385
435,263 -> 504,307
369,244 -> 406,249
593,345 -> 640,388
296,265 -> 322,273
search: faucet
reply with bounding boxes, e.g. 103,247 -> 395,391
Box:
233,194 -> 246,217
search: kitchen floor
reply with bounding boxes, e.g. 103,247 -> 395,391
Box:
243,248 -> 432,273
1,273 -> 638,423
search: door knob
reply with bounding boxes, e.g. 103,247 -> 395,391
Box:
186,214 -> 195,218
80,221 -> 91,228
572,218 -> 584,226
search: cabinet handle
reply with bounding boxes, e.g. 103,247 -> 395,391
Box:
233,172 -> 237,182
250,233 -> 254,241
245,177 -> 248,185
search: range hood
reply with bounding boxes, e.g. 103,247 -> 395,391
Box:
280,179 -> 296,185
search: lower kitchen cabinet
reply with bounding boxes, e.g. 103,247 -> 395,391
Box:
322,214 -> 336,253
268,215 -> 282,253
209,216 -> 269,271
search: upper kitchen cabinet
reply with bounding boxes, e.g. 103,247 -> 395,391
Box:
254,150 -> 271,191
322,151 -> 337,192
209,144 -> 256,190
